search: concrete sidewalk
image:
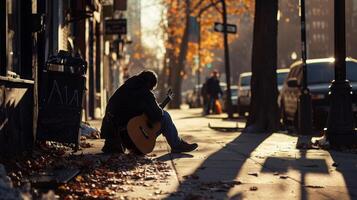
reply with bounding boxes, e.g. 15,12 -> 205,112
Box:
86,108 -> 357,200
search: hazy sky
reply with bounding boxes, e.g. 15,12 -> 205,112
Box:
141,0 -> 165,59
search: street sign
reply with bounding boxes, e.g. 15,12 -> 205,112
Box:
105,19 -> 127,35
214,22 -> 237,34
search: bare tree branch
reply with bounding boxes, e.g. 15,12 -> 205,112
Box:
191,0 -> 205,12
211,0 -> 223,15
195,0 -> 221,17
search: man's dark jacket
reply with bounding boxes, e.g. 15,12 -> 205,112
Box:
205,77 -> 222,98
101,75 -> 163,151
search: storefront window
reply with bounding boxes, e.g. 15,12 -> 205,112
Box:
0,1 -> 5,75
6,0 -> 19,75
5,0 -> 38,79
31,0 -> 37,76
58,0 -> 70,51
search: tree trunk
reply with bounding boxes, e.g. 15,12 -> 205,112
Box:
245,0 -> 279,133
158,52 -> 168,100
169,0 -> 190,108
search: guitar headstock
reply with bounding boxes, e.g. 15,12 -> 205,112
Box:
159,89 -> 174,108
167,89 -> 174,99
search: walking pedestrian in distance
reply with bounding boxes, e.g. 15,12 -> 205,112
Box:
203,70 -> 223,115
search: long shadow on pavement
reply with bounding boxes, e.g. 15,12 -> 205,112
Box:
156,153 -> 194,162
261,135 -> 357,200
261,149 -> 329,200
164,132 -> 271,199
328,150 -> 357,199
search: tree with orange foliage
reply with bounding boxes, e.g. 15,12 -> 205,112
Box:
162,0 -> 253,108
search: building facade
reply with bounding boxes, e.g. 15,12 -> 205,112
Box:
305,0 -> 334,59
0,0 -> 131,155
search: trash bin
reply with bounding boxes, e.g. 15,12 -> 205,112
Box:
37,50 -> 87,148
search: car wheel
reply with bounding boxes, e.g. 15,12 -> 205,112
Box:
293,110 -> 299,132
238,111 -> 245,117
280,105 -> 288,130
237,103 -> 245,117
313,111 -> 326,131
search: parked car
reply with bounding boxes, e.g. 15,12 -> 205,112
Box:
186,82 -> 227,109
279,58 -> 357,130
185,87 -> 201,108
276,68 -> 290,108
237,69 -> 289,116
237,72 -> 252,116
277,68 -> 290,91
183,90 -> 194,107
222,85 -> 239,112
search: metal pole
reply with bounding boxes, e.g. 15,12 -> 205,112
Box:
198,17 -> 201,87
297,0 -> 312,135
221,0 -> 233,118
300,0 -> 307,89
196,17 -> 202,107
0,0 -> 7,76
325,0 -> 356,147
334,0 -> 346,81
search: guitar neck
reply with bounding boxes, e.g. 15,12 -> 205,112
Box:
160,96 -> 171,109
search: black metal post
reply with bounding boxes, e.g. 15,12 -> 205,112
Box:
88,18 -> 95,119
0,0 -> 7,76
298,0 -> 312,135
20,0 -> 33,79
37,0 -> 46,90
325,0 -> 356,147
196,17 -> 202,107
221,0 -> 233,118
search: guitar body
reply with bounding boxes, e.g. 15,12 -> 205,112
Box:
127,114 -> 161,154
127,89 -> 173,154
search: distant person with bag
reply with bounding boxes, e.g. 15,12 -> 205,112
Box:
204,70 -> 223,115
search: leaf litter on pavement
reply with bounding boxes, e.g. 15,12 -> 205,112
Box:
58,154 -> 173,199
0,140 -> 173,199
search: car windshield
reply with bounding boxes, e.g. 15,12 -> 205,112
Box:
307,61 -> 357,84
240,76 -> 251,86
277,72 -> 288,85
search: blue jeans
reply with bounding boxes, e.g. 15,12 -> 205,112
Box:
160,110 -> 181,148
205,96 -> 216,114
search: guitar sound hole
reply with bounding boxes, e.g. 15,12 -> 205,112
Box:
147,122 -> 153,128
139,126 -> 149,139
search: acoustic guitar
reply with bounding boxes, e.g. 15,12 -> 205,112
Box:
127,89 -> 174,154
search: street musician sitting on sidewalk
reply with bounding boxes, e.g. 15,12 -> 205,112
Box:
100,70 -> 198,154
